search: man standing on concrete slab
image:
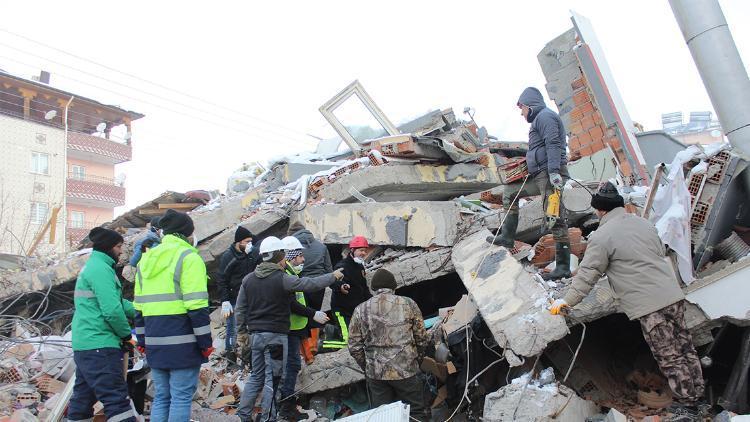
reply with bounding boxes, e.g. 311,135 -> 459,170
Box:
348,269 -> 429,421
69,227 -> 136,422
234,236 -> 343,422
323,236 -> 373,351
217,226 -> 258,365
488,86 -> 571,280
288,221 -> 333,312
550,182 -> 705,417
134,209 -> 213,421
129,216 -> 161,267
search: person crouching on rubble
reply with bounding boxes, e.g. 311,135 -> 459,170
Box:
323,236 -> 372,350
234,236 -> 343,422
134,209 -> 213,421
69,227 -> 137,422
348,269 -> 430,421
488,86 -> 572,281
549,182 -> 705,418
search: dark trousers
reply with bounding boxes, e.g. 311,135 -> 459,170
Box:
367,375 -> 427,421
503,168 -> 570,242
280,334 -> 302,399
69,348 -> 135,421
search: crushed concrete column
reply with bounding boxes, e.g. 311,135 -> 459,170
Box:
451,230 -> 568,361
483,381 -> 599,421
295,349 -> 364,393
298,202 -> 469,248
190,196 -> 245,242
366,248 -> 454,289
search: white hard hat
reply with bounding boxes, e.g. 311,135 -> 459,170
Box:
281,236 -> 304,251
259,236 -> 285,255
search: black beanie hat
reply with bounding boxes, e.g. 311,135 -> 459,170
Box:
89,227 -> 124,252
590,181 -> 624,212
235,226 -> 253,243
159,209 -> 195,237
370,269 -> 397,290
149,216 -> 162,229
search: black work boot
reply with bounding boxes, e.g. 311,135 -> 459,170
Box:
278,400 -> 308,421
486,212 -> 519,248
542,242 -> 572,280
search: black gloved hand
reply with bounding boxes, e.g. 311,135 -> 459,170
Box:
120,336 -> 135,353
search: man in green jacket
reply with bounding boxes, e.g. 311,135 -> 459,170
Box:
69,227 -> 136,422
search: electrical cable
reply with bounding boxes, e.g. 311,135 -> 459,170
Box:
562,316 -> 586,384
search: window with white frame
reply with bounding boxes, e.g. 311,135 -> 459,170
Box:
30,202 -> 49,225
70,211 -> 85,228
71,165 -> 86,180
31,152 -> 50,175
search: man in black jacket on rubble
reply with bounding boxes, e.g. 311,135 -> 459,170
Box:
217,226 -> 259,364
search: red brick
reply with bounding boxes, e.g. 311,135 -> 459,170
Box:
579,102 -> 595,114
573,90 -> 590,106
578,131 -> 593,145
569,121 -> 583,134
581,115 -> 595,130
620,161 -> 632,175
569,107 -> 584,121
568,137 -> 581,151
605,137 -> 621,150
579,146 -> 593,156
589,125 -> 604,140
593,112 -> 603,125
571,77 -> 586,90
590,141 -> 605,153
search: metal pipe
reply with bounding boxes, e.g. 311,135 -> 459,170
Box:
669,0 -> 750,156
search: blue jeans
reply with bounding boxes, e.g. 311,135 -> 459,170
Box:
238,332 -> 288,421
69,348 -> 136,421
150,366 -> 201,422
280,335 -> 302,399
226,313 -> 236,351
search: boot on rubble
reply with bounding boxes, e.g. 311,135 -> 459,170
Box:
278,400 -> 309,421
486,213 -> 519,248
542,242 -> 571,280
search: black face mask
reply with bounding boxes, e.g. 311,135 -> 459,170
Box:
105,249 -> 120,265
525,105 -> 540,123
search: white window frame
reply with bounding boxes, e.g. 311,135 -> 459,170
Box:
31,152 -> 50,175
70,211 -> 85,228
319,80 -> 399,153
30,202 -> 49,225
71,165 -> 86,180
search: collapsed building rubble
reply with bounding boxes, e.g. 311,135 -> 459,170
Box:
1,7 -> 750,421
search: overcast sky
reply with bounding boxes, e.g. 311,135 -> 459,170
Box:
2,1 -> 748,215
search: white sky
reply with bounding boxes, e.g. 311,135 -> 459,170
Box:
2,0 -> 748,215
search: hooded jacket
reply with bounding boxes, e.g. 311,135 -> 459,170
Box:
292,229 -> 333,311
216,243 -> 259,303
129,230 -> 161,267
518,87 -> 567,175
331,255 -> 372,317
234,262 -> 336,335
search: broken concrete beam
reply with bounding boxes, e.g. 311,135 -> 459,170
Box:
366,248 -> 454,289
317,163 -> 501,203
199,208 -> 289,266
295,348 -> 364,393
297,202 -> 469,248
451,230 -> 568,360
483,381 -> 599,422
190,196 -> 245,242
1,253 -> 89,301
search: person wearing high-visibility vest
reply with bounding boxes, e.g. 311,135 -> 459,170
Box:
324,236 -> 372,350
277,236 -> 330,420
69,227 -> 137,422
234,236 -> 343,422
133,209 -> 213,422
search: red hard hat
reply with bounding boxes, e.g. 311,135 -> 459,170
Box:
349,236 -> 369,249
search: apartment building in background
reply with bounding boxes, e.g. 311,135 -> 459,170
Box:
661,111 -> 724,145
0,70 -> 143,255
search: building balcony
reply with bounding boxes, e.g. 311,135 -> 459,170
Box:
67,131 -> 132,164
66,173 -> 126,207
66,221 -> 98,246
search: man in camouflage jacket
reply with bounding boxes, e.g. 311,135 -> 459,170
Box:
348,269 -> 429,421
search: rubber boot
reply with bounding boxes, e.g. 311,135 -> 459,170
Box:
278,400 -> 308,421
486,212 -> 519,248
542,242 -> 572,280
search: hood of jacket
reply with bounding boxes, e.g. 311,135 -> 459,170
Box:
292,229 -> 316,247
518,87 -> 546,123
138,234 -> 195,279
254,261 -> 283,278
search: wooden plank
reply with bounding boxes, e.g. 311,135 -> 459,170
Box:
137,208 -> 167,216
157,203 -> 199,210
642,164 -> 665,219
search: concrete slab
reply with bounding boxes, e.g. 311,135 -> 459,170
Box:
190,196 -> 245,242
1,253 -> 89,301
298,201 -> 469,248
318,163 -> 501,203
483,381 -> 599,422
451,230 -> 568,360
295,349 -> 364,394
366,248 -> 454,289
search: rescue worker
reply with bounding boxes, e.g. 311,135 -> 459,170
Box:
288,221 -> 333,311
324,236 -> 372,350
129,216 -> 161,266
134,209 -> 213,421
278,236 -> 330,420
348,269 -> 429,421
488,87 -> 571,280
69,227 -> 137,422
550,182 -> 705,417
234,236 -> 344,422
217,226 -> 258,364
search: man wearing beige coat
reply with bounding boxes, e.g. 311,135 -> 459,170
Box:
550,181 -> 704,418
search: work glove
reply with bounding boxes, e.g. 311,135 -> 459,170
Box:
236,332 -> 250,350
549,172 -> 564,190
201,347 -> 215,358
333,269 -> 345,280
120,336 -> 136,353
136,345 -> 146,355
549,299 -> 569,315
313,311 -> 329,324
221,301 -> 233,318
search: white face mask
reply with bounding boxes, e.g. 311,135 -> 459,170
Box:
245,243 -> 254,254
192,236 -> 199,247
353,257 -> 365,265
292,264 -> 304,273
